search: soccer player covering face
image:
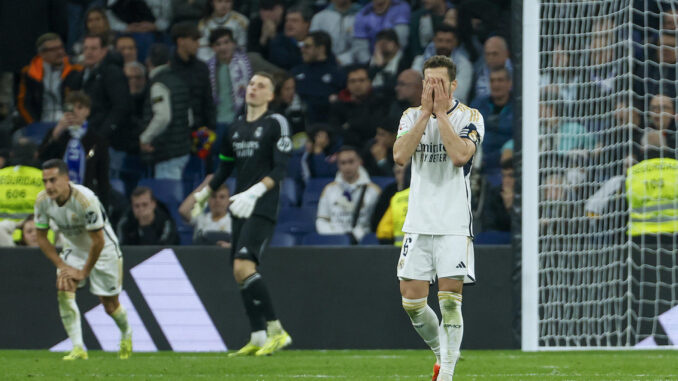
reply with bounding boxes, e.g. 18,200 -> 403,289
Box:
392,55 -> 484,381
35,159 -> 132,360
192,72 -> 292,356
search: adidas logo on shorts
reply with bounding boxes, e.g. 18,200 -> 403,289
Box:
456,262 -> 466,269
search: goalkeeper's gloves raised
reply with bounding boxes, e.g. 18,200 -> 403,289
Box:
191,186 -> 212,218
229,182 -> 267,219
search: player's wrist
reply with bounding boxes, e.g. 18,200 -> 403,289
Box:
248,182 -> 267,198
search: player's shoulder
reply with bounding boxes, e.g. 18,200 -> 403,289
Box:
366,182 -> 382,194
455,102 -> 483,123
265,112 -> 291,135
35,190 -> 49,206
71,184 -> 98,208
402,106 -> 422,118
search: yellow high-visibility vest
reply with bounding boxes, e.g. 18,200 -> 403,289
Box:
376,188 -> 410,246
0,165 -> 44,241
626,158 -> 678,236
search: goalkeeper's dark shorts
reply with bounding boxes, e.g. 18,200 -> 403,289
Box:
231,215 -> 276,264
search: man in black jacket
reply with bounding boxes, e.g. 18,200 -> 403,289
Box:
169,22 -> 216,132
117,186 -> 179,245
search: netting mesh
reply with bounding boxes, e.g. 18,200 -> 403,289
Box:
537,0 -> 678,348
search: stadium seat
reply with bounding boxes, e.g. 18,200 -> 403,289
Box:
226,177 -> 236,194
474,230 -> 511,245
301,233 -> 351,246
182,155 -> 206,197
359,232 -> 379,245
302,177 -> 333,207
276,206 -> 316,235
138,178 -> 184,206
286,150 -> 304,180
21,122 -> 56,144
371,176 -> 395,190
270,232 -> 297,247
178,226 -> 194,246
279,178 -> 298,206
110,178 -> 125,196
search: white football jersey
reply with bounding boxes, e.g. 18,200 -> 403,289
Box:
397,100 -> 484,236
35,183 -> 121,257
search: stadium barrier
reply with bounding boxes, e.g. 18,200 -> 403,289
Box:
0,245 -> 516,351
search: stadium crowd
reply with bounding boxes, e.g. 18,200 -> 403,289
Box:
0,0 -> 514,248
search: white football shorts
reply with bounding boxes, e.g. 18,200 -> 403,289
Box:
57,246 -> 123,296
396,233 -> 475,284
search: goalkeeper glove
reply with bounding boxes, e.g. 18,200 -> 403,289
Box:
229,182 -> 267,219
191,186 -> 212,218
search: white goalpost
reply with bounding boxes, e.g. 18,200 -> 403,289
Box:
522,0 -> 678,350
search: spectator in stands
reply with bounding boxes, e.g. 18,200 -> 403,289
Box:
387,69 -> 422,120
39,91 -> 110,204
124,61 -> 148,118
198,0 -> 249,61
476,156 -> 513,233
0,139 -> 43,241
640,94 -> 677,159
412,25 -> 472,103
408,0 -> 451,57
352,0 -> 411,64
247,0 -> 285,58
362,116 -> 397,177
172,0 -> 209,25
443,6 -> 458,27
309,0 -> 361,66
472,67 -> 514,176
117,186 -> 180,245
473,35 -> 511,103
170,22 -> 216,132
540,42 -> 578,103
369,29 -> 410,92
179,176 -> 232,247
270,72 -> 307,136
330,65 -> 390,147
291,31 -> 346,124
371,162 -> 408,233
17,33 -> 82,125
301,123 -> 340,182
71,7 -> 116,60
16,214 -> 39,247
645,31 -> 678,98
140,44 -> 192,181
268,5 -> 312,70
375,163 -> 410,246
539,90 -> 595,158
115,35 -> 138,64
316,146 -> 381,243
107,0 -> 172,34
207,28 -> 252,125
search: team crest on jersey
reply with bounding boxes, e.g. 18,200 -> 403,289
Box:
233,132 -> 240,139
254,126 -> 263,138
277,136 -> 293,153
86,210 -> 98,225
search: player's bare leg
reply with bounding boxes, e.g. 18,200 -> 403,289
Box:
401,279 -> 441,380
57,274 -> 87,360
101,295 -> 132,359
437,278 -> 464,381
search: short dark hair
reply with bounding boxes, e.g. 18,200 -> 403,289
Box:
253,71 -> 276,91
36,33 -> 62,52
345,64 -> 369,77
84,33 -> 108,48
148,43 -> 170,67
308,31 -> 332,56
171,21 -> 201,44
42,159 -> 69,175
287,5 -> 313,23
337,145 -> 360,156
64,91 -> 91,109
209,27 -> 234,46
375,29 -> 399,46
434,24 -> 459,37
131,186 -> 153,199
490,66 -> 511,81
260,0 -> 283,10
422,55 -> 457,81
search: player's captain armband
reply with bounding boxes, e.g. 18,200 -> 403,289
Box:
219,154 -> 235,162
459,123 -> 480,146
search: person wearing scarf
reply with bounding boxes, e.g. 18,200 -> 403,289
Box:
38,91 -> 110,205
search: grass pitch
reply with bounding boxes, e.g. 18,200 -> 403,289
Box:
1,349 -> 676,380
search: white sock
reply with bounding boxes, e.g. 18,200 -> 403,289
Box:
110,304 -> 132,340
266,320 -> 283,336
251,330 -> 267,346
58,291 -> 84,348
402,297 -> 441,364
438,291 -> 463,380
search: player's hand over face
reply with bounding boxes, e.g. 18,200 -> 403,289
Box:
421,78 -> 434,115
432,78 -> 450,116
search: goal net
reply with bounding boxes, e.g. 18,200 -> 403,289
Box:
523,0 -> 678,349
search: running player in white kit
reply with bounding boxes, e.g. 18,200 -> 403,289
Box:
35,159 -> 132,360
393,55 -> 484,381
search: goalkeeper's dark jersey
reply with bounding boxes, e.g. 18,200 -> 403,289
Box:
210,111 -> 292,221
